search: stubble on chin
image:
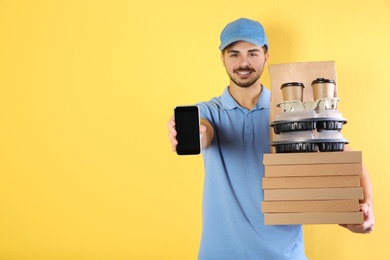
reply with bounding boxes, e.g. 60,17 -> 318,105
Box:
229,75 -> 261,88
228,65 -> 264,88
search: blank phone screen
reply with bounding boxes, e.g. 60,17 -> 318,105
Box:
174,106 -> 201,155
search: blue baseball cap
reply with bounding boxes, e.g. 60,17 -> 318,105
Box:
219,18 -> 268,51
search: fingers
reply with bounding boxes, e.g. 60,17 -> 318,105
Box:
168,116 -> 208,153
168,116 -> 207,152
338,202 -> 374,234
361,203 -> 375,233
340,223 -> 373,234
167,116 -> 178,152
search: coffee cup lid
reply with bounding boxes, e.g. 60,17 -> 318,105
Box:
312,78 -> 335,85
281,82 -> 305,89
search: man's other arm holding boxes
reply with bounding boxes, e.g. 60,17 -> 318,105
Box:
340,145 -> 374,234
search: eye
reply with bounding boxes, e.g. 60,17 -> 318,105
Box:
249,52 -> 258,57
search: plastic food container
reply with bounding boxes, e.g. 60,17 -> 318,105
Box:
272,131 -> 317,153
271,110 -> 317,134
271,131 -> 349,153
316,110 -> 347,132
316,131 -> 349,152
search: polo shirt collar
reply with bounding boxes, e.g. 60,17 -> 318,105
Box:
221,86 -> 270,110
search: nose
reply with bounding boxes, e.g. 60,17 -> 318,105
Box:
238,56 -> 250,67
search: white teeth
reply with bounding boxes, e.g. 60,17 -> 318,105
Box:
237,71 -> 250,75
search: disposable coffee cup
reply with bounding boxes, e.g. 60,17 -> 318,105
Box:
312,78 -> 336,101
281,82 -> 305,101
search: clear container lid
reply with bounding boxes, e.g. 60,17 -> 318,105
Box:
317,130 -> 345,140
275,110 -> 317,121
275,131 -> 315,142
317,109 -> 343,119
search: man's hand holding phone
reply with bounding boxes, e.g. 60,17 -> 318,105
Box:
168,106 -> 207,155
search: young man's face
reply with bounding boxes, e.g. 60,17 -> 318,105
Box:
221,41 -> 269,88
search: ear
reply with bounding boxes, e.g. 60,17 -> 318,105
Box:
221,52 -> 226,67
264,52 -> 270,63
264,52 -> 270,66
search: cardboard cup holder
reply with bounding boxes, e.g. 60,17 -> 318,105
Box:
271,78 -> 348,153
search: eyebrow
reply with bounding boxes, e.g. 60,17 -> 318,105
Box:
227,49 -> 261,53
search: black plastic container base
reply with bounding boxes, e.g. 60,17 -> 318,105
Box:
273,121 -> 316,134
316,121 -> 344,132
274,143 -> 317,153
318,142 -> 345,152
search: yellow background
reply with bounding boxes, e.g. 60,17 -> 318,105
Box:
1,0 -> 389,259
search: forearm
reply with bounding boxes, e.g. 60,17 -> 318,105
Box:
344,145 -> 373,204
200,118 -> 214,149
360,164 -> 373,206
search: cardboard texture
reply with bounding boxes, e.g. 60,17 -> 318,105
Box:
262,200 -> 359,213
264,163 -> 362,177
262,176 -> 361,189
264,212 -> 364,225
263,151 -> 362,166
264,187 -> 364,201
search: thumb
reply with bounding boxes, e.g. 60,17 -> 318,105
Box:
360,203 -> 370,217
200,125 -> 207,135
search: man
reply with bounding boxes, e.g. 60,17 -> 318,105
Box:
168,18 -> 374,259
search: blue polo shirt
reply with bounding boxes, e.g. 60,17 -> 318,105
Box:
196,86 -> 307,260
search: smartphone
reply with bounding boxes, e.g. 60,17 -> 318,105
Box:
174,106 -> 201,155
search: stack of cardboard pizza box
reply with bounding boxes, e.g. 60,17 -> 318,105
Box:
262,151 -> 363,225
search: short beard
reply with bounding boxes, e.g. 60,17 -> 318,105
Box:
230,75 -> 261,88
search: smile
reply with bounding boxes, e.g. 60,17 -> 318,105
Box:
237,71 -> 252,75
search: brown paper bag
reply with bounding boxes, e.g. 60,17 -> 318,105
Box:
268,61 -> 337,152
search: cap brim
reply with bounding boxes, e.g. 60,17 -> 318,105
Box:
219,37 -> 267,51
